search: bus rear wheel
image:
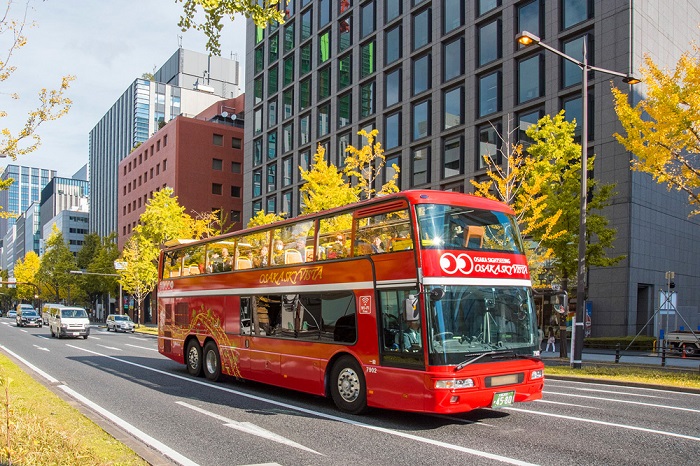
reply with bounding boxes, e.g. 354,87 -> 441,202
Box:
203,341 -> 221,381
330,356 -> 367,414
186,339 -> 203,377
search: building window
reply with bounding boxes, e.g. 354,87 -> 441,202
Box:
562,0 -> 592,30
338,92 -> 352,128
338,132 -> 351,166
318,65 -> 331,100
478,71 -> 501,117
361,1 -> 375,38
412,100 -> 430,141
254,139 -> 263,166
301,8 -> 313,40
385,153 -> 400,187
413,8 -> 431,51
360,80 -> 375,118
412,54 -> 431,95
517,0 -> 542,43
284,21 -> 295,52
412,147 -> 430,186
253,200 -> 262,215
284,56 -> 294,86
300,149 -> 311,171
267,196 -> 277,214
267,164 -> 277,193
268,65 -> 278,95
318,103 -> 330,136
269,32 -> 279,63
478,0 -> 500,16
282,191 -> 293,216
232,161 -> 242,173
268,99 -> 278,126
283,88 -> 294,119
443,36 -> 464,82
562,92 -> 593,141
319,30 -> 331,63
443,86 -> 463,130
478,19 -> 501,67
213,134 -> 223,146
300,42 -> 312,75
282,123 -> 293,153
319,0 -> 331,26
443,0 -> 464,34
212,158 -> 223,170
361,41 -> 375,77
300,78 -> 312,110
478,124 -> 501,169
212,183 -> 223,195
163,159 -> 167,171
563,34 -> 592,88
231,186 -> 241,197
338,54 -> 352,90
268,132 -> 277,160
300,113 -> 311,145
443,136 -> 463,178
255,25 -> 264,44
254,108 -> 263,134
232,138 -> 242,149
338,15 -> 352,52
255,45 -> 264,74
283,156 -> 293,186
231,210 -> 241,223
385,24 -> 402,65
386,0 -> 401,23
385,111 -> 401,149
518,53 -> 543,104
385,67 -> 401,108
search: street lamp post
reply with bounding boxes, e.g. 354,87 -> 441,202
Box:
516,31 -> 639,368
69,270 -> 122,318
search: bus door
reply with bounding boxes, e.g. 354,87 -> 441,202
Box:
238,296 -> 281,384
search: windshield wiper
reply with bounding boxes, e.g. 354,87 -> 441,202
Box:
454,350 -> 517,372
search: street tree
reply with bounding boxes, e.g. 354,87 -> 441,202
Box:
13,251 -> 39,303
299,144 -> 357,214
612,48 -> 700,216
36,225 -> 77,302
177,0 -> 286,55
137,187 -> 193,248
0,2 -> 73,218
247,209 -> 285,228
344,129 -> 400,199
525,111 -> 624,291
119,233 -> 159,325
470,118 -> 563,281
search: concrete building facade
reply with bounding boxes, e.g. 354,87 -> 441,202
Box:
243,0 -> 700,336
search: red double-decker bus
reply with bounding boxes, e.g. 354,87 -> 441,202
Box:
157,190 -> 544,414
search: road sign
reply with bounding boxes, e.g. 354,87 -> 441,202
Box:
114,261 -> 127,270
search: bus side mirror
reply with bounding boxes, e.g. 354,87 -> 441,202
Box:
429,287 -> 444,302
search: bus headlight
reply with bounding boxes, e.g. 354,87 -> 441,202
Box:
530,369 -> 544,380
434,378 -> 475,389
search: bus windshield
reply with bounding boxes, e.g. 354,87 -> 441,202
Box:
426,285 -> 537,365
416,204 -> 524,253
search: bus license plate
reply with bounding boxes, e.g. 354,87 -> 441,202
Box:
492,391 -> 515,408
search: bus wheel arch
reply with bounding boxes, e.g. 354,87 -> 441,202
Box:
203,340 -> 222,381
185,337 -> 203,377
328,354 -> 368,414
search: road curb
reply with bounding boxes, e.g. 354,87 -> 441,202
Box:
544,374 -> 700,394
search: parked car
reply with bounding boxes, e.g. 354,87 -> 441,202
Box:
106,314 -> 135,333
49,305 -> 90,339
7,309 -> 17,319
16,308 -> 42,327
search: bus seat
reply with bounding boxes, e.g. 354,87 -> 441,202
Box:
464,226 -> 485,248
284,249 -> 303,264
237,258 -> 252,270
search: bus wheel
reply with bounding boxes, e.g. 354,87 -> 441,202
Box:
203,342 -> 221,381
186,340 -> 203,377
685,345 -> 697,357
330,356 -> 367,414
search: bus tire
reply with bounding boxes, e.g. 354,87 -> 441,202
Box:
330,356 -> 367,414
186,339 -> 203,377
203,341 -> 221,381
685,345 -> 697,357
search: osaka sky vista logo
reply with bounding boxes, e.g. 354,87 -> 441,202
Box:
439,253 -> 528,276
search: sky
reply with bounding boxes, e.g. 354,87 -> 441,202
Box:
2,0 -> 248,178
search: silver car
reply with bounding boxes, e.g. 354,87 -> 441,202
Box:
106,314 -> 135,333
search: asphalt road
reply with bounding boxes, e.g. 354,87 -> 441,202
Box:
1,319 -> 699,466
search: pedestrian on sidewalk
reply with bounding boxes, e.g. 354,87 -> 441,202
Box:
545,326 -> 556,352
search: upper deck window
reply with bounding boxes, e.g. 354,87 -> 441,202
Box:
416,204 -> 524,254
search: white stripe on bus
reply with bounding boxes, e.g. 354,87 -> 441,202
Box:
422,277 -> 532,287
158,281 -> 374,298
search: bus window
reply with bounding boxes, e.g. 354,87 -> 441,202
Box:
355,208 -> 412,255
163,249 -> 186,278
182,244 -> 206,275
208,241 -> 236,273
237,231 -> 270,270
379,289 -> 423,367
271,220 -> 315,265
318,213 -> 352,260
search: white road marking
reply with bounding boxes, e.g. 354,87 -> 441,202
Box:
536,399 -> 601,409
544,390 -> 700,413
33,344 -> 49,352
67,345 -> 538,466
96,344 -> 122,351
124,344 -> 158,352
506,406 -> 700,442
129,336 -> 150,341
178,401 -> 322,455
563,387 -> 661,398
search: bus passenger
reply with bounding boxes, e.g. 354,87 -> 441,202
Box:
397,319 -> 422,351
273,239 -> 285,265
254,245 -> 269,268
371,236 -> 385,253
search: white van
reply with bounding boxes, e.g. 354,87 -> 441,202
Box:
49,305 -> 90,339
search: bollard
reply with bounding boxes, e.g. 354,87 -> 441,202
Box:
661,344 -> 666,367
615,343 -> 620,363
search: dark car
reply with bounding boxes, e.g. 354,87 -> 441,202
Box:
16,309 -> 42,327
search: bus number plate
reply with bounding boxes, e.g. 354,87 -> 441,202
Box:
491,391 -> 515,409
